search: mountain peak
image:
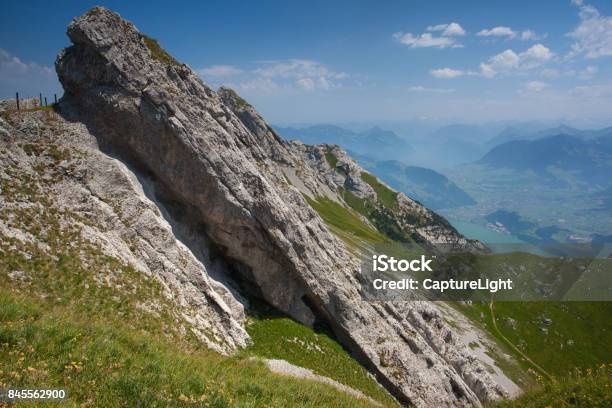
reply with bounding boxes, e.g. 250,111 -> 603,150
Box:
50,7 -> 507,406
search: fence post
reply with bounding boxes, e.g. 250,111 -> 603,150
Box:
16,92 -> 20,110
44,97 -> 48,107
54,94 -> 57,104
39,93 -> 43,107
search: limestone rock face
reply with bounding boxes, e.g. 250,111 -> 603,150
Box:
0,110 -> 250,354
54,7 -> 511,406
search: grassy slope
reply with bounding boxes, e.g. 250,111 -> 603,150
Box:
324,150 -> 339,168
0,228 -> 381,407
142,35 -> 179,66
317,152 -> 414,244
493,365 -> 611,408
456,300 -> 612,407
451,253 -> 612,405
458,301 -> 612,376
303,194 -> 389,252
0,294 -> 380,408
243,302 -> 398,407
361,172 -> 398,211
339,187 -> 372,219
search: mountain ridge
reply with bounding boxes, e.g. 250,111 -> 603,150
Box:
348,155 -> 476,210
477,133 -> 612,185
485,124 -> 612,148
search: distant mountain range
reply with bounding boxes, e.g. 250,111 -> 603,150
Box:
348,152 -> 475,210
274,125 -> 412,161
485,125 -> 612,149
478,133 -> 612,185
275,122 -> 612,170
421,123 -> 612,169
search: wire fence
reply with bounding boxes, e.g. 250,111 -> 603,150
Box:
1,92 -> 59,111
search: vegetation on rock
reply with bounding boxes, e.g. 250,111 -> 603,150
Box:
142,35 -> 179,66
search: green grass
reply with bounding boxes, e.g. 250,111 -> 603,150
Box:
448,251 -> 612,404
457,300 -> 612,389
491,364 -> 611,408
324,150 -> 338,168
220,87 -> 251,108
0,209 -> 380,407
338,188 -> 413,244
338,187 -> 372,219
447,252 -> 612,378
142,35 -> 179,66
244,302 -> 398,407
303,194 -> 389,251
361,172 -> 398,211
1,105 -> 56,125
0,293 -> 381,408
457,299 -> 612,408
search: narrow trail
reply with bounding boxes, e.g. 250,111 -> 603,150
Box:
488,300 -> 555,382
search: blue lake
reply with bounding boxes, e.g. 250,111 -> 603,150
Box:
449,219 -> 548,255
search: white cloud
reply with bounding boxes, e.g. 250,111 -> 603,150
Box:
477,27 -> 545,41
520,43 -> 554,66
427,22 -> 466,36
393,22 -> 466,48
430,68 -> 465,78
567,3 -> 612,59
477,26 -> 516,38
479,63 -> 496,78
198,65 -> 243,77
0,49 -> 53,77
394,22 -> 466,49
520,29 -> 547,41
479,44 -> 554,77
538,65 -> 598,80
432,43 -> 554,79
254,59 -> 346,81
296,77 -> 315,91
523,81 -> 548,92
199,59 -> 348,94
407,85 -> 455,93
238,77 -> 281,93
252,59 -> 345,91
0,48 -> 60,98
520,30 -> 536,41
393,31 -> 463,48
490,49 -> 521,68
295,77 -> 333,91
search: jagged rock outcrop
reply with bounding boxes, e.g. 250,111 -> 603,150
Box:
51,7 -> 512,406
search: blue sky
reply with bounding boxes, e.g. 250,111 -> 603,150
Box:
1,0 -> 611,125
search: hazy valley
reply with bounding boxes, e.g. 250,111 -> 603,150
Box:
276,121 -> 612,250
